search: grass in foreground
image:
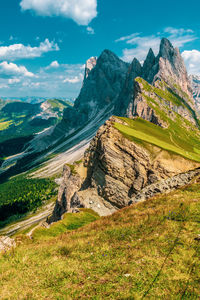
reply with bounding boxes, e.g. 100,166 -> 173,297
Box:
0,183 -> 200,299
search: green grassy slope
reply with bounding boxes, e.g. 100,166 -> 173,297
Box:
0,182 -> 200,299
114,117 -> 200,162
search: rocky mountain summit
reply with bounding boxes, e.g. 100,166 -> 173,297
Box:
115,38 -> 196,120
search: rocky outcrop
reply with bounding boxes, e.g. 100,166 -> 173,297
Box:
84,56 -> 97,80
126,79 -> 168,127
0,236 -> 16,253
130,168 -> 200,204
190,74 -> 200,114
48,165 -> 84,223
83,117 -> 200,210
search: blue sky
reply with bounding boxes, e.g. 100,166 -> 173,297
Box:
0,0 -> 200,98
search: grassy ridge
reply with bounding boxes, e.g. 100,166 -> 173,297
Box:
114,117 -> 200,162
0,183 -> 200,298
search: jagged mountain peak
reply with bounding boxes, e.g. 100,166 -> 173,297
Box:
131,57 -> 142,70
158,38 -> 174,59
142,48 -> 156,82
145,48 -> 155,62
150,38 -> 193,98
157,37 -> 186,77
98,49 -> 120,61
97,49 -> 129,72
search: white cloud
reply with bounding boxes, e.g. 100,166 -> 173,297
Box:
87,26 -> 95,35
49,60 -> 59,68
0,39 -> 59,61
63,73 -> 83,84
20,0 -> 97,26
116,27 -> 197,62
182,50 -> 200,75
115,33 -> 140,43
8,78 -> 21,84
0,61 -> 86,97
0,61 -> 34,77
0,62 -> 85,97
0,83 -> 9,89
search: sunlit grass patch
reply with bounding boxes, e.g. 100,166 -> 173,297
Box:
0,120 -> 12,130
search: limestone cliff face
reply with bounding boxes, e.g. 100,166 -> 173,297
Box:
190,75 -> 200,114
126,78 -> 197,127
130,168 -> 200,204
83,117 -> 200,210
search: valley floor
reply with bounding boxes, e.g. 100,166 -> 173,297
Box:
0,181 -> 200,299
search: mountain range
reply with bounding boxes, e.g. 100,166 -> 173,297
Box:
1,37 -> 200,220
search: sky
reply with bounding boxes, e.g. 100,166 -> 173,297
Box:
0,0 -> 200,99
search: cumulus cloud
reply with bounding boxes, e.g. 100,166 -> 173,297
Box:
116,27 -> 197,62
182,50 -> 200,75
20,0 -> 97,25
45,60 -> 60,70
87,26 -> 95,35
0,39 -> 59,61
0,61 -> 34,77
8,78 -> 21,84
63,73 -> 83,84
50,60 -> 59,68
0,62 -> 85,97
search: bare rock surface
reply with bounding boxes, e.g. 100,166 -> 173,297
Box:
48,165 -> 83,223
130,168 -> 200,204
190,74 -> 200,114
0,236 -> 16,253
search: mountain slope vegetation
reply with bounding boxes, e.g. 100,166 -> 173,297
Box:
0,98 -> 71,144
0,181 -> 200,299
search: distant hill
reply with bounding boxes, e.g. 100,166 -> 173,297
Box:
0,98 -> 72,157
